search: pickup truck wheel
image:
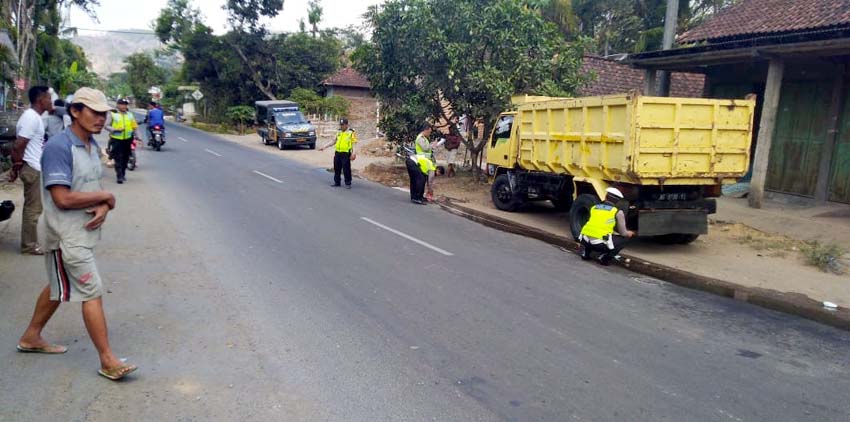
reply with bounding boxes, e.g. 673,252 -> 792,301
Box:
277,138 -> 285,150
261,134 -> 267,145
569,193 -> 599,240
309,142 -> 316,150
491,174 -> 524,212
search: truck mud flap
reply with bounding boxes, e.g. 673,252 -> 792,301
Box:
638,210 -> 708,236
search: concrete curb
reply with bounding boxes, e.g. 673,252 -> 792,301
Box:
437,199 -> 850,332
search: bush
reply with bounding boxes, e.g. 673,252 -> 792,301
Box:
226,105 -> 255,135
289,88 -> 350,119
802,241 -> 847,274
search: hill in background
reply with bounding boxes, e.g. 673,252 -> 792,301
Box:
71,30 -> 180,77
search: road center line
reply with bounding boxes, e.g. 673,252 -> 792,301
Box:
178,137 -> 188,143
204,148 -> 222,157
360,217 -> 454,256
252,170 -> 283,184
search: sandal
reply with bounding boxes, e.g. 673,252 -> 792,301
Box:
98,364 -> 138,381
17,343 -> 68,354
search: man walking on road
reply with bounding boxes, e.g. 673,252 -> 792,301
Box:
320,118 -> 357,189
578,187 -> 636,265
16,87 -> 137,381
8,86 -> 52,255
105,98 -> 136,184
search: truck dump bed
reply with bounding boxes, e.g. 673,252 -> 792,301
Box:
516,94 -> 755,185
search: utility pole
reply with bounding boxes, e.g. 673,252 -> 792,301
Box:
657,0 -> 679,97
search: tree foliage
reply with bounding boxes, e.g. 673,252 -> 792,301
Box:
355,0 -> 587,178
226,105 -> 254,134
288,87 -> 349,117
123,52 -> 166,105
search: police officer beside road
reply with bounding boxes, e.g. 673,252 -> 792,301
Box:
320,118 -> 358,189
578,187 -> 636,265
104,99 -> 137,184
405,152 -> 445,205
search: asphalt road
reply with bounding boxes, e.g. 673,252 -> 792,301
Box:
1,121 -> 849,421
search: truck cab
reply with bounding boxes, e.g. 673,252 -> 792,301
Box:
256,100 -> 317,150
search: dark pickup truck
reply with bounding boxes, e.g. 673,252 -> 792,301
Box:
255,100 -> 317,150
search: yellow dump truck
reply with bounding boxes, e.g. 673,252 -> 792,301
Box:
486,93 -> 756,243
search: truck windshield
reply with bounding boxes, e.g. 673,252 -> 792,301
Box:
274,111 -> 308,125
491,115 -> 514,146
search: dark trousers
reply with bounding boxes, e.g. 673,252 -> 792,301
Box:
111,137 -> 133,180
405,158 -> 426,200
580,236 -> 629,259
333,151 -> 352,186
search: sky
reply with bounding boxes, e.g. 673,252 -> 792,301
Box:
69,0 -> 382,36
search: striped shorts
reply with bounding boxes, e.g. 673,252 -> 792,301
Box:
45,246 -> 103,302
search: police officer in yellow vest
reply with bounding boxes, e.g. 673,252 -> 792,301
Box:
405,152 -> 445,205
320,118 -> 357,189
414,124 -> 436,160
579,187 -> 636,265
105,98 -> 137,184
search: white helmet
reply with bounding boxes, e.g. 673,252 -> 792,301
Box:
605,187 -> 624,199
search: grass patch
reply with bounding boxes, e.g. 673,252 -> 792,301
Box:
190,122 -> 235,134
801,241 -> 847,275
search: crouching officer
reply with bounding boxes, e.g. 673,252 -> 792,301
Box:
406,153 -> 445,204
578,187 -> 636,265
320,118 -> 357,189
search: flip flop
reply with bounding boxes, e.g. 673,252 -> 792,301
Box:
16,344 -> 68,354
98,364 -> 138,381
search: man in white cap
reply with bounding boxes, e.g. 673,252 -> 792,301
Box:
578,187 -> 636,265
16,87 -> 137,381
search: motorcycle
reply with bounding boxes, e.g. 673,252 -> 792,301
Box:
128,137 -> 139,171
149,124 -> 165,151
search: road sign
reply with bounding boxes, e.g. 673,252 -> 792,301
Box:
191,90 -> 204,101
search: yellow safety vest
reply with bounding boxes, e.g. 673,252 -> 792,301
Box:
110,112 -> 135,140
580,204 -> 619,239
416,154 -> 435,175
335,129 -> 357,152
415,133 -> 432,156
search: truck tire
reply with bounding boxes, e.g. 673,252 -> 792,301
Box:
278,137 -> 285,150
655,233 -> 700,244
569,193 -> 599,240
261,134 -> 267,145
491,174 -> 524,212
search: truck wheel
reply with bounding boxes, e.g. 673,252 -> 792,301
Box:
278,138 -> 285,150
569,194 -> 599,240
655,234 -> 699,244
491,174 -> 524,212
309,142 -> 316,150
261,134 -> 267,145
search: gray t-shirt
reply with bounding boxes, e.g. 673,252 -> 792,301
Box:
41,128 -> 103,249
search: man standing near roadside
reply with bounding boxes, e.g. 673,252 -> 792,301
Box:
105,98 -> 136,184
16,87 -> 137,381
8,86 -> 51,255
415,124 -> 436,160
319,118 -> 357,189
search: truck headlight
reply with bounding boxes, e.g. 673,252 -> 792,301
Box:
308,131 -> 316,136
284,132 -> 292,138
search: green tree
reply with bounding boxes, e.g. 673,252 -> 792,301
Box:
124,52 -> 166,105
154,0 -> 203,51
307,0 -> 323,38
104,72 -> 131,99
226,105 -> 255,134
355,0 -> 587,179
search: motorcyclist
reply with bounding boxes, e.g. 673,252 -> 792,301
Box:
145,101 -> 165,146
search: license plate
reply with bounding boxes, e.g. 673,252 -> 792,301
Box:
297,138 -> 306,142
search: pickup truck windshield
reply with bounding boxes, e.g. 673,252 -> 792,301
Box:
274,111 -> 308,125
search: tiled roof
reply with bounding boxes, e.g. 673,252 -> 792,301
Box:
579,56 -> 704,98
321,67 -> 371,89
680,0 -> 850,43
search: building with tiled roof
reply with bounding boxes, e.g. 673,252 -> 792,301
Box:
628,0 -> 850,206
579,56 -> 704,98
321,67 -> 371,98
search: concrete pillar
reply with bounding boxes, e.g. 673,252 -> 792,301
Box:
657,0 -> 679,97
644,69 -> 657,96
749,58 -> 785,208
815,67 -> 847,202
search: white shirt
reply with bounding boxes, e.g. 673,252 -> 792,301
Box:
17,108 -> 46,171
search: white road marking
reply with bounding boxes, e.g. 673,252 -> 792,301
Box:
392,187 -> 408,192
178,137 -> 188,143
360,217 -> 454,256
204,148 -> 222,157
252,170 -> 283,184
